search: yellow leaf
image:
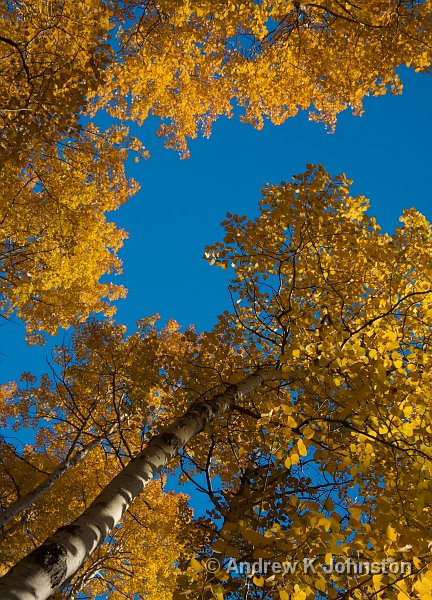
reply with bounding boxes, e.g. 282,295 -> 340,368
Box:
213,586 -> 224,600
386,524 -> 398,542
290,452 -> 300,465
373,574 -> 384,591
190,557 -> 204,572
303,426 -> 315,439
297,438 -> 308,456
349,506 -> 363,520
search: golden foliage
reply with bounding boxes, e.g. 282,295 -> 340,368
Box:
0,317 -> 202,597
178,165 -> 432,598
3,167 -> 432,597
0,2 -> 139,340
2,1 -> 432,337
95,1 -> 432,156
1,1 -> 432,597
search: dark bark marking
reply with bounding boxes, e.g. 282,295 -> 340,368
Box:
57,524 -> 80,536
158,432 -> 180,450
32,542 -> 67,588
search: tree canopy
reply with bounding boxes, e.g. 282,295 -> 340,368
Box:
2,167 -> 432,598
1,1 -> 432,599
1,0 -> 432,339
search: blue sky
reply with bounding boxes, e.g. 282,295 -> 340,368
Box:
116,66 -> 432,336
1,66 -> 431,389
1,65 -> 431,520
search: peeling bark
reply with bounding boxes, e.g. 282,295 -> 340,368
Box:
0,368 -> 282,600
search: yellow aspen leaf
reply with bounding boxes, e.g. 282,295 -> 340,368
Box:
349,506 -> 363,520
290,453 -> 300,466
373,574 -> 384,591
318,517 -> 331,532
297,438 -> 308,457
293,584 -> 307,600
285,416 -> 298,428
315,577 -> 327,593
365,443 -> 374,455
303,426 -> 315,439
253,576 -> 265,587
190,557 -> 204,572
213,586 -> 224,600
386,524 -> 398,542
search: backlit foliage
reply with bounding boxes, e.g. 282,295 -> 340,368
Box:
96,0 -> 432,156
1,0 -> 432,598
1,1 -> 432,338
0,1 -> 138,340
173,166 -> 432,598
2,168 -> 432,597
0,317 -> 202,597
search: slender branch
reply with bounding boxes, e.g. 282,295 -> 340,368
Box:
0,367 -> 285,599
0,423 -> 118,531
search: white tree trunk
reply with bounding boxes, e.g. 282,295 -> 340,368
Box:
0,368 -> 281,600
